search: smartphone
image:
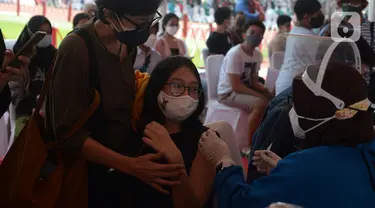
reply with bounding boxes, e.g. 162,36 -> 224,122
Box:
2,31 -> 46,71
0,29 -> 5,68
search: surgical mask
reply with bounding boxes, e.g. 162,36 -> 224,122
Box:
157,91 -> 198,122
111,13 -> 150,47
310,13 -> 325,28
289,98 -> 372,139
143,34 -> 157,48
246,34 -> 262,47
166,26 -> 178,36
36,34 -> 52,48
289,107 -> 335,139
342,4 -> 362,14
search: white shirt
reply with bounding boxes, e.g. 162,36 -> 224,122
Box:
275,26 -> 318,95
134,48 -> 162,74
218,44 -> 263,95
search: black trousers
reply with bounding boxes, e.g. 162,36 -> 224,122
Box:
87,163 -> 132,208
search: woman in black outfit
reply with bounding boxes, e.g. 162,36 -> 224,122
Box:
130,56 -> 216,208
12,15 -> 56,119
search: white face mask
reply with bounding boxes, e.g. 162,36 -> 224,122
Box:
288,107 -> 335,139
144,34 -> 157,48
157,91 -> 198,122
36,35 -> 52,48
166,26 -> 178,36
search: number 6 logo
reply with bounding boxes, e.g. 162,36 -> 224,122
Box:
330,12 -> 361,43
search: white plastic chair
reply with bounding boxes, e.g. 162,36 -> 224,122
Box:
271,52 -> 285,70
205,121 -> 245,177
204,55 -> 250,150
265,67 -> 280,92
201,48 -> 210,67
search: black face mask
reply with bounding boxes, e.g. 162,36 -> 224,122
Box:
114,26 -> 151,47
310,14 -> 325,28
115,28 -> 150,47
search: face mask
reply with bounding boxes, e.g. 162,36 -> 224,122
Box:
310,13 -> 325,28
143,34 -> 157,48
157,91 -> 198,122
246,34 -> 262,47
111,13 -> 150,47
342,4 -> 362,14
289,98 -> 372,139
166,26 -> 178,36
289,107 -> 335,139
36,34 -> 52,48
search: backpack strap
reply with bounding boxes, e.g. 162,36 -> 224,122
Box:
73,28 -> 100,92
370,22 -> 374,49
131,46 -> 137,65
143,54 -> 152,70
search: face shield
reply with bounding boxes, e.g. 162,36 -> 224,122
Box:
302,40 -> 361,109
287,34 -> 369,139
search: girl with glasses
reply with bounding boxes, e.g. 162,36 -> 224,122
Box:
130,56 -> 216,208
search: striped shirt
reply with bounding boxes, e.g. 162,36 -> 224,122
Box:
361,19 -> 375,54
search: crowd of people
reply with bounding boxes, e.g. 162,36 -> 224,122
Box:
0,0 -> 375,207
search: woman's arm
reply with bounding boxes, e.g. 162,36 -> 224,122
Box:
172,152 -> 216,208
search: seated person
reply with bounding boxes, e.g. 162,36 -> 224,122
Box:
235,0 -> 265,21
268,15 -> 292,61
135,24 -> 161,73
206,7 -> 232,55
218,20 -> 271,147
154,13 -> 188,59
275,0 -> 324,95
133,48 -> 161,74
338,0 -> 375,54
228,11 -> 246,46
143,23 -> 159,49
130,56 -> 216,207
72,13 -> 90,29
200,61 -> 375,208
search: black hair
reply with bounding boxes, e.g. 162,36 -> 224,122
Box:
161,13 -> 179,35
277,15 -> 292,27
243,19 -> 266,34
73,13 -> 90,29
214,7 -> 232,25
294,0 -> 321,21
137,56 -> 205,133
95,0 -> 163,22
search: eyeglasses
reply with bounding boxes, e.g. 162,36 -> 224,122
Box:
123,11 -> 162,32
165,82 -> 203,99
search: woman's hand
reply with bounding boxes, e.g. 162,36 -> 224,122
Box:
128,152 -> 185,194
143,121 -> 183,164
1,50 -> 30,90
198,129 -> 234,166
252,150 -> 281,175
